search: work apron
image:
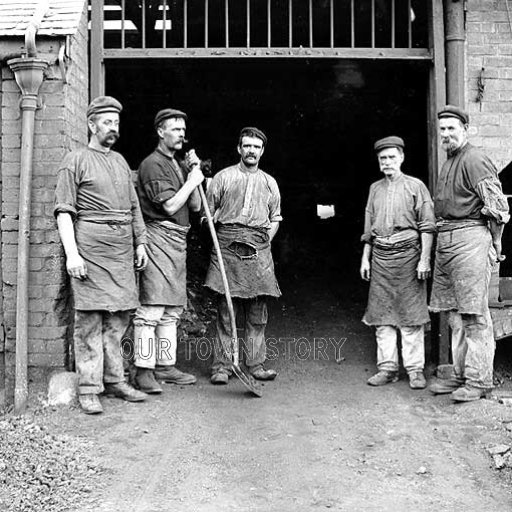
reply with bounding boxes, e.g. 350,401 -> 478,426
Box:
205,224 -> 281,299
139,220 -> 190,306
73,211 -> 138,311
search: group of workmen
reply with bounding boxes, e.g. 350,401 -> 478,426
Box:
54,96 -> 509,414
54,96 -> 281,414
361,105 -> 509,402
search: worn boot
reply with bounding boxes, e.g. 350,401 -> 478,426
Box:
78,394 -> 103,415
367,370 -> 399,386
451,385 -> 490,402
134,368 -> 163,394
408,371 -> 427,390
104,382 -> 147,402
154,365 -> 197,385
429,377 -> 464,395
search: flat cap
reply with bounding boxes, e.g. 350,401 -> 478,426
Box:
437,105 -> 469,124
154,108 -> 188,128
87,96 -> 122,118
240,126 -> 267,145
374,135 -> 405,153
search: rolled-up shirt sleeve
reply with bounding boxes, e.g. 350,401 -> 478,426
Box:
139,159 -> 179,205
54,154 -> 78,218
130,179 -> 147,245
477,177 -> 510,224
361,187 -> 374,244
416,183 -> 436,233
268,177 -> 283,223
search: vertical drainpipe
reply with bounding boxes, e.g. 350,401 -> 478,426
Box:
444,0 -> 466,106
7,3 -> 49,413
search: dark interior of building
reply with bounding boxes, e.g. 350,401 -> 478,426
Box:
107,58 -> 429,295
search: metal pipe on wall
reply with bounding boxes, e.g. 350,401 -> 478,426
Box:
444,0 -> 465,106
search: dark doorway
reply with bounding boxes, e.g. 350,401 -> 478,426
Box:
107,58 -> 429,291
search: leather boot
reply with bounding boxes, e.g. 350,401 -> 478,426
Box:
135,368 -> 163,394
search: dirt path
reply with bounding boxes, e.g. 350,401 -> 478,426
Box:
40,276 -> 512,512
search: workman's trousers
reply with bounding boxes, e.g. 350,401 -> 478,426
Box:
132,305 -> 184,369
375,325 -> 425,373
73,310 -> 129,395
448,310 -> 495,389
212,296 -> 268,374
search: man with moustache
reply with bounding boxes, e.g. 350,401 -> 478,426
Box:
54,96 -> 148,414
360,136 -> 435,389
132,109 -> 204,393
429,105 -> 509,401
206,127 -> 282,384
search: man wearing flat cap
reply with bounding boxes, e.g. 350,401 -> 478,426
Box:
429,105 -> 509,401
132,108 -> 204,393
54,95 -> 149,414
206,127 -> 282,384
361,136 -> 435,388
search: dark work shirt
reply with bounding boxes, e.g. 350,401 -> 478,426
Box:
54,147 -> 147,246
434,143 -> 509,223
137,148 -> 190,226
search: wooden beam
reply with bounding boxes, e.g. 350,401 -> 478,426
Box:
90,0 -> 105,98
103,47 -> 432,60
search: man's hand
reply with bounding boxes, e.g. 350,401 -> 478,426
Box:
493,238 -> 506,262
360,258 -> 371,281
135,244 -> 148,270
185,149 -> 201,170
186,166 -> 205,188
416,257 -> 431,280
67,253 -> 87,280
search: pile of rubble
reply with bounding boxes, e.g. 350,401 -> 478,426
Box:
0,414 -> 104,512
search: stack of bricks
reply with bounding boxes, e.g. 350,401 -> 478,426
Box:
466,0 -> 512,171
0,6 -> 88,403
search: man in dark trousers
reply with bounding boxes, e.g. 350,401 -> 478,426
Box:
206,127 -> 282,385
360,136 -> 435,389
133,108 -> 204,393
429,105 -> 509,402
55,95 -> 148,414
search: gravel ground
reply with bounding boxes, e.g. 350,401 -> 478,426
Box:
0,409 -> 106,512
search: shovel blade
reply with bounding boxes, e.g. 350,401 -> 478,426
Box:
232,365 -> 263,397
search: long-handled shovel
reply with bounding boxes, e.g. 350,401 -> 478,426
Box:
197,185 -> 263,397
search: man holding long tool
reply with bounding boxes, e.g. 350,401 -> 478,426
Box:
206,127 -> 282,385
133,108 -> 204,393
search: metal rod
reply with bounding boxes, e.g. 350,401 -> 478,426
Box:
184,0 -> 187,48
391,0 -> 395,48
309,0 -> 313,47
408,0 -> 412,48
225,0 -> 229,47
121,0 -> 125,49
205,0 -> 209,48
247,0 -> 250,48
289,0 -> 292,48
371,0 -> 375,48
330,0 -> 334,48
142,0 -> 146,48
350,0 -> 355,48
267,0 -> 271,47
162,0 -> 167,48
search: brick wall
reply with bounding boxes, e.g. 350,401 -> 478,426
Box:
466,0 -> 512,171
0,5 -> 88,402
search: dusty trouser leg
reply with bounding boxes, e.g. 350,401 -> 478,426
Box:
102,311 -> 130,385
211,295 -> 238,375
399,325 -> 425,373
133,305 -> 165,369
242,297 -> 268,370
375,325 -> 399,372
461,310 -> 495,389
448,311 -> 467,382
73,310 -> 104,395
155,306 -> 183,367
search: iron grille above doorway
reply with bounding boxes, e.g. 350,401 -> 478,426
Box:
92,0 -> 430,58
